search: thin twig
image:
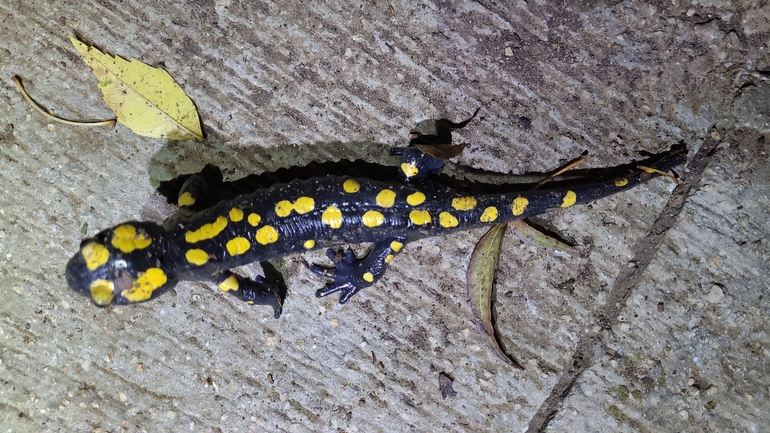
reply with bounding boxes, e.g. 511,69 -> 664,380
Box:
11,75 -> 116,128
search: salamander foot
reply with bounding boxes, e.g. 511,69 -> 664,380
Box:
310,248 -> 373,304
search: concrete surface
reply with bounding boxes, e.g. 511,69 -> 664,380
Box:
1,1 -> 768,432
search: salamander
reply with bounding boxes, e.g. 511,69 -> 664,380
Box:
65,145 -> 685,318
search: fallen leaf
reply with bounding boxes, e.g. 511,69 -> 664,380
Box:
466,223 -> 524,369
509,219 -> 573,251
70,37 -> 203,140
413,143 -> 469,160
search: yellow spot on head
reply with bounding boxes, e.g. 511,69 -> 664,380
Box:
229,207 -> 244,222
293,196 -> 315,214
275,200 -> 294,217
452,196 -> 477,211
439,211 -> 459,228
248,213 -> 261,226
376,189 -> 397,208
303,239 -> 316,249
385,254 -> 394,264
82,242 -> 109,271
409,209 -> 431,225
321,206 -> 343,229
343,179 -> 360,193
123,268 -> 167,302
401,162 -> 419,178
218,274 -> 240,292
512,197 -> 529,216
90,279 -> 115,306
362,272 -> 374,283
615,178 -> 629,187
561,190 -> 577,208
390,241 -> 403,252
480,206 -> 498,223
111,224 -> 152,253
256,225 -> 280,245
178,191 -> 195,207
185,249 -> 210,266
185,216 -> 228,243
362,210 -> 385,227
226,237 -> 251,256
406,191 -> 426,206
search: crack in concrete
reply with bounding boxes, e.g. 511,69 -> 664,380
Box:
525,130 -> 723,432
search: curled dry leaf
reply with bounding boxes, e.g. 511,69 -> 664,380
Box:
70,37 -> 203,140
413,143 -> 469,160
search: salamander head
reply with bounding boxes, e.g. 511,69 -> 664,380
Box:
66,222 -> 177,306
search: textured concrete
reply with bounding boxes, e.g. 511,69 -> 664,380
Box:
0,1 -> 768,432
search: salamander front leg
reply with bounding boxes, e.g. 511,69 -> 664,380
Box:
214,268 -> 284,319
310,238 -> 406,304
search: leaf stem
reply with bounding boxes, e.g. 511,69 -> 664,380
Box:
11,75 -> 116,128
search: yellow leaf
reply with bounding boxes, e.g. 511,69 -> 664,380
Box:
70,37 -> 203,140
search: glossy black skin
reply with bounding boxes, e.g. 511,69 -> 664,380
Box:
66,147 -> 685,318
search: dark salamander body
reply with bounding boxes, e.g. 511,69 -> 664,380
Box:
66,146 -> 685,318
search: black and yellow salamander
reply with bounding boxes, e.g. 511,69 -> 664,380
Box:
66,145 -> 685,318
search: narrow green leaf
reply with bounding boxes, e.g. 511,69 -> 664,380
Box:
466,223 -> 524,369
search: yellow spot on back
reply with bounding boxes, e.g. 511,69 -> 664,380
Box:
218,274 -> 240,292
376,189 -> 396,208
185,216 -> 228,243
480,206 -> 498,223
390,241 -> 403,252
82,242 -> 109,271
111,224 -> 152,253
343,179 -> 360,193
293,196 -> 315,214
385,254 -> 394,263
512,197 -> 529,216
406,191 -> 426,206
226,237 -> 251,255
362,272 -> 374,283
362,210 -> 385,227
275,197 -> 315,216
615,178 -> 629,187
439,211 -> 459,228
303,239 -> 316,249
452,196 -> 477,211
229,207 -> 244,222
409,210 -> 431,225
275,200 -> 294,217
256,225 -> 279,245
185,249 -> 210,266
401,162 -> 419,178
321,206 -> 343,228
178,191 -> 195,207
123,268 -> 167,302
561,190 -> 577,208
248,213 -> 261,226
90,279 -> 115,306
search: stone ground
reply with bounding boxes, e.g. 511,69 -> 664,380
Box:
1,1 -> 768,432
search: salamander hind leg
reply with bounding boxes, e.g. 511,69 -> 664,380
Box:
215,268 -> 284,319
177,174 -> 208,209
310,238 -> 406,304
